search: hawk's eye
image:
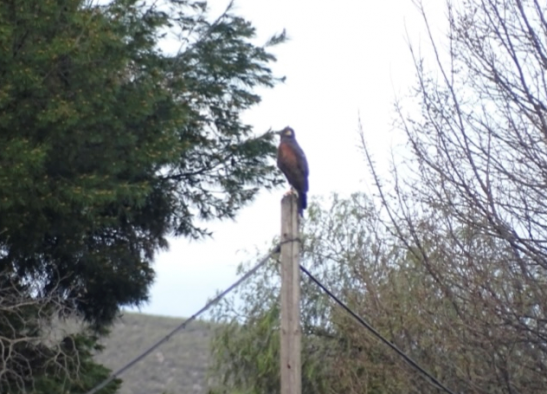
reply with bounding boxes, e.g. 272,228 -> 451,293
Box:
284,129 -> 292,136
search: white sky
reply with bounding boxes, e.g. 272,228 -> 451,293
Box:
126,0 -> 446,318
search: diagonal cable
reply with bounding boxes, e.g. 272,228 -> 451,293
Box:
85,244 -> 280,394
299,264 -> 456,394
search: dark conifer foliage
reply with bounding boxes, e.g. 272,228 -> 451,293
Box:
0,0 -> 285,391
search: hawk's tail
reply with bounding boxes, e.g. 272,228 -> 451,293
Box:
298,192 -> 307,217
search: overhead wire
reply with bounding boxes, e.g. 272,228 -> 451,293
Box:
85,243 -> 281,394
299,264 -> 457,394
85,238 -> 457,394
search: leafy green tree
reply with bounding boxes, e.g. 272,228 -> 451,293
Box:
0,0 -> 285,391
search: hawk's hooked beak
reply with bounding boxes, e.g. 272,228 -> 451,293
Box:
272,127 -> 293,137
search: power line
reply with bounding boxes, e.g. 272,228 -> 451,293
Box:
86,242 -> 455,394
299,264 -> 456,394
85,244 -> 281,394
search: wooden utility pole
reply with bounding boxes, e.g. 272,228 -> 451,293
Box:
280,193 -> 301,394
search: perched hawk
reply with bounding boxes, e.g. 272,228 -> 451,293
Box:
276,126 -> 309,216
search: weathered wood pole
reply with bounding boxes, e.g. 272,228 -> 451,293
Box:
280,192 -> 301,394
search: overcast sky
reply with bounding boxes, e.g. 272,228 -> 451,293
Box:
126,0 -> 446,318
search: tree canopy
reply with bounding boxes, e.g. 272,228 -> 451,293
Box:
209,193 -> 547,394
0,0 -> 285,391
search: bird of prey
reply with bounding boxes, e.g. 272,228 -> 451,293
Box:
276,126 -> 309,216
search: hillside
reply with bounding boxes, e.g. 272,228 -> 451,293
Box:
94,312 -> 213,394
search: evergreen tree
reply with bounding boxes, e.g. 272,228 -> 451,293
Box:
0,0 -> 285,391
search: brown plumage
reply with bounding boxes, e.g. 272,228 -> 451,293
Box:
276,126 -> 309,216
